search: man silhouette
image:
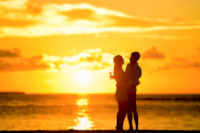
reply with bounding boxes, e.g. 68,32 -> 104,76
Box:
125,52 -> 142,131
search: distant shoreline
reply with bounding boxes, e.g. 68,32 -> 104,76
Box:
0,93 -> 200,101
0,130 -> 200,133
1,92 -> 200,95
0,92 -> 25,94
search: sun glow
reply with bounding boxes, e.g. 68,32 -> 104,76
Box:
75,70 -> 91,84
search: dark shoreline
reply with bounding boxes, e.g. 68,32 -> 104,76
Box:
1,93 -> 200,101
0,130 -> 200,133
0,92 -> 25,94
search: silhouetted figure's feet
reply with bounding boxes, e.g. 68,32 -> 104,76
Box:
129,127 -> 133,131
135,126 -> 138,131
116,126 -> 123,131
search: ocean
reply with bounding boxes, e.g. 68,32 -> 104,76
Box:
0,94 -> 200,131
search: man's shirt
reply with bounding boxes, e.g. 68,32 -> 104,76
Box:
125,63 -> 142,93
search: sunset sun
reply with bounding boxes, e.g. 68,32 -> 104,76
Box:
75,70 -> 91,84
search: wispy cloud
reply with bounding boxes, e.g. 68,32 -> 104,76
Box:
159,57 -> 200,70
0,18 -> 36,27
0,48 -> 114,71
0,54 -> 50,71
60,9 -> 96,21
0,47 -> 50,71
139,46 -> 200,71
0,1 -> 200,37
45,48 -> 114,71
156,48 -> 200,70
0,0 -> 27,9
1,47 -> 199,72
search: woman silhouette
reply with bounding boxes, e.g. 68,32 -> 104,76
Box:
110,55 -> 130,131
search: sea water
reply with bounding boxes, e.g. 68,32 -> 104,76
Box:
0,94 -> 200,131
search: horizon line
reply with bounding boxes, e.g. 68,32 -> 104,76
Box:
1,92 -> 200,95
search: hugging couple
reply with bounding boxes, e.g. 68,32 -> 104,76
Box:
110,52 -> 142,131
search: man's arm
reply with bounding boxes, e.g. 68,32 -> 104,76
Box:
125,63 -> 130,75
138,66 -> 142,78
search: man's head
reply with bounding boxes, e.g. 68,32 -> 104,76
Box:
130,52 -> 140,64
114,55 -> 124,65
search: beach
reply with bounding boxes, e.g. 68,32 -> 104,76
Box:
0,130 -> 200,133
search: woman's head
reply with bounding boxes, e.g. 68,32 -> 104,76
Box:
114,55 -> 124,65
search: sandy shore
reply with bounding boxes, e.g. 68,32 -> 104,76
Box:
0,130 -> 200,133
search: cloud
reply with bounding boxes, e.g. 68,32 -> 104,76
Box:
193,62 -> 200,68
0,18 -> 36,27
79,49 -> 103,62
140,49 -> 200,72
157,57 -> 200,70
0,49 -> 21,57
0,49 -> 50,71
0,0 -> 40,28
164,48 -> 200,69
107,15 -> 200,28
2,47 -> 199,72
0,0 -> 42,16
0,0 -> 28,9
61,9 -> 96,21
0,48 -> 114,71
107,15 -> 154,28
0,1 -> 200,37
51,48 -> 114,71
25,4 -> 43,15
0,57 -> 50,71
142,46 -> 165,59
171,57 -> 200,69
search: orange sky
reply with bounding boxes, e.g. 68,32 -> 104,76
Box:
0,0 -> 200,94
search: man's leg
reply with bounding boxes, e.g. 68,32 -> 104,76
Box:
133,92 -> 138,130
133,110 -> 138,130
127,111 -> 133,130
127,94 -> 133,130
129,92 -> 138,131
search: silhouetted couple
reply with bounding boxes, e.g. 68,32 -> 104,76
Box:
110,52 -> 142,131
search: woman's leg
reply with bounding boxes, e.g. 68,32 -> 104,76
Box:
133,110 -> 138,130
116,102 -> 123,130
116,111 -> 122,130
116,102 -> 126,130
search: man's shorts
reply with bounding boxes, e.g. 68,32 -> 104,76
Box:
128,92 -> 137,112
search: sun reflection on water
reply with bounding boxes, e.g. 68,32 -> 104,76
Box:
73,98 -> 94,130
77,99 -> 88,106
